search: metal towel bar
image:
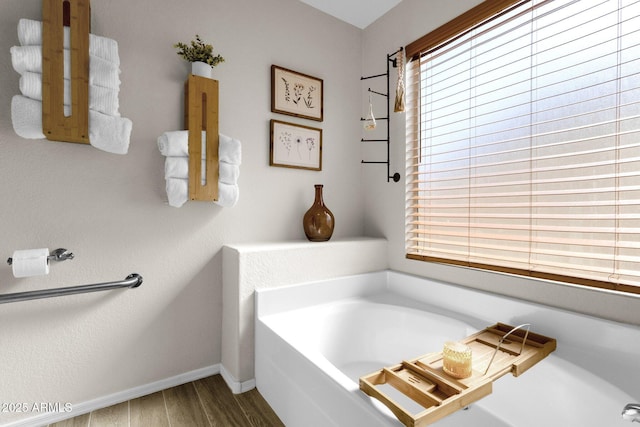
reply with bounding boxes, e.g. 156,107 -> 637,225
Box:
0,273 -> 142,304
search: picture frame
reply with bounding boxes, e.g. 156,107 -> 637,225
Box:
271,65 -> 324,121
270,120 -> 322,171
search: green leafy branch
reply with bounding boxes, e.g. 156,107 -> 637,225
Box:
174,34 -> 225,67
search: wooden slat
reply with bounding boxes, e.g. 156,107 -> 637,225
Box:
405,0 -> 527,59
163,383 -> 210,427
42,0 -> 90,144
385,367 -> 442,408
185,75 -> 219,201
49,375 -> 283,427
405,254 -> 640,295
130,391 -> 170,427
193,375 -> 249,426
415,381 -> 493,427
235,388 -> 286,427
48,412 -> 90,427
360,371 -> 417,427
403,361 -> 463,396
90,401 -> 128,425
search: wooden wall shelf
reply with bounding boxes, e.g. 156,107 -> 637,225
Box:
42,0 -> 91,144
184,74 -> 219,201
360,323 -> 556,426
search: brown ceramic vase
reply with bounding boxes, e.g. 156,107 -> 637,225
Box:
303,184 -> 335,242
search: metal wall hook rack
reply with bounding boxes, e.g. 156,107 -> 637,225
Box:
367,88 -> 388,98
360,117 -> 388,122
360,47 -> 403,183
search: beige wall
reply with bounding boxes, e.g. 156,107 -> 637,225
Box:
0,0 -> 363,424
361,0 -> 640,326
2,0 -> 638,424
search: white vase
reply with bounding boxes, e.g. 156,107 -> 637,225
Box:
191,61 -> 212,78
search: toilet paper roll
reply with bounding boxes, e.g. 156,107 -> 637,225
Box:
11,248 -> 50,278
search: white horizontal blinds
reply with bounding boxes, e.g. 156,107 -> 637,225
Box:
529,0 -> 640,286
406,0 -> 640,291
405,56 -> 421,247
614,0 -> 640,288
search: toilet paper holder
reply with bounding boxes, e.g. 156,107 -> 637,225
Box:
6,248 -> 74,266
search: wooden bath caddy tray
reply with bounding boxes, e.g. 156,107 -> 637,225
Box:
359,323 -> 556,426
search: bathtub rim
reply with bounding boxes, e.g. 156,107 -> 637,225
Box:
256,268 -> 640,333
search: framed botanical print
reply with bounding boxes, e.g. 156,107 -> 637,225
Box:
271,65 -> 323,121
270,119 -> 322,171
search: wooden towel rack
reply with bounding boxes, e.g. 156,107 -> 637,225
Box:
184,75 -> 219,201
42,0 -> 91,144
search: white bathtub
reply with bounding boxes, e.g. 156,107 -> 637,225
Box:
255,271 -> 640,426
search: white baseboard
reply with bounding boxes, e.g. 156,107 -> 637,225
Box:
219,364 -> 256,394
1,365 -> 220,427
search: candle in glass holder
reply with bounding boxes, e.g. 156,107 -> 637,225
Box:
442,341 -> 473,378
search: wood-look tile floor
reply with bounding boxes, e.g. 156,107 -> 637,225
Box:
48,375 -> 284,427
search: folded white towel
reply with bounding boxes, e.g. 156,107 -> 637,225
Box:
10,45 -> 121,90
11,95 -> 132,154
165,178 -> 239,208
164,157 -> 240,184
88,112 -> 132,155
19,71 -> 120,116
18,19 -> 120,65
157,131 -> 242,165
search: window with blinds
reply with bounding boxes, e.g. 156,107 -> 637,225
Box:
405,0 -> 640,293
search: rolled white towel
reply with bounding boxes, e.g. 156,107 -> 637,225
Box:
11,95 -> 132,155
157,131 -> 242,165
164,157 -> 204,180
165,178 -> 239,208
10,95 -> 46,139
9,46 -> 39,76
164,157 -> 240,184
165,178 -> 188,208
157,130 -> 204,157
216,182 -> 240,207
19,71 -> 120,116
10,45 -> 121,90
219,134 -> 242,165
158,130 -> 207,159
219,161 -> 240,184
18,19 -> 120,65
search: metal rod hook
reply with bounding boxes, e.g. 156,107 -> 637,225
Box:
483,323 -> 531,375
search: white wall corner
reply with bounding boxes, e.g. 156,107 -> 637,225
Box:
220,364 -> 256,394
221,246 -> 242,382
222,238 -> 388,384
